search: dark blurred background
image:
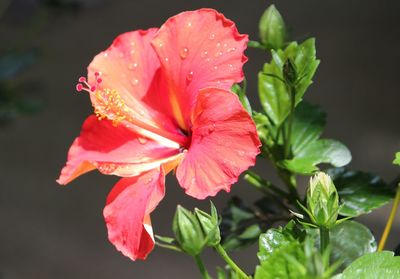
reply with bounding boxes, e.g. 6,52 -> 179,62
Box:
0,0 -> 399,278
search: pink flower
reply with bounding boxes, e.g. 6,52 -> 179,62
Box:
58,9 -> 260,260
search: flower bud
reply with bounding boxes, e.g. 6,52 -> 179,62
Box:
195,202 -> 221,247
259,4 -> 287,50
306,172 -> 339,228
173,205 -> 205,256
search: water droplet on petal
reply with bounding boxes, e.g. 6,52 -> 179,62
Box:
180,47 -> 189,59
223,43 -> 228,48
216,42 -> 221,47
158,42 -> 163,47
130,42 -> 136,47
227,47 -> 236,53
186,71 -> 194,82
187,21 -> 192,27
128,62 -> 138,70
201,50 -> 208,58
138,137 -> 148,145
213,65 -> 218,70
130,49 -> 136,55
139,109 -> 145,116
164,57 -> 169,62
103,52 -> 109,57
146,177 -> 153,184
237,150 -> 245,157
209,33 -> 215,40
215,51 -> 223,57
132,79 -> 139,85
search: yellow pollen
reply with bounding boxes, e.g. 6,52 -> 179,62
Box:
93,88 -> 128,126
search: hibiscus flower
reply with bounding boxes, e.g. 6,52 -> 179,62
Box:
58,8 -> 260,261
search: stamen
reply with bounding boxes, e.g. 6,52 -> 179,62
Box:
76,72 -> 189,147
75,72 -> 102,93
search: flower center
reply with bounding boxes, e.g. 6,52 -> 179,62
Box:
76,73 -> 190,148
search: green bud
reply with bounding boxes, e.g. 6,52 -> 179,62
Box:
259,4 -> 287,50
195,202 -> 221,247
306,172 -> 339,228
173,205 -> 205,256
283,58 -> 297,86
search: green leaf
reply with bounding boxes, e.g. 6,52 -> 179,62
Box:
155,235 -> 176,244
258,39 -> 319,126
337,251 -> 400,279
280,139 -> 352,174
253,111 -> 272,142
330,221 -> 377,271
290,102 -> 326,154
220,197 -> 261,251
394,152 -> 400,166
231,82 -> 252,114
257,225 -> 295,262
328,168 -> 393,217
259,4 -> 287,50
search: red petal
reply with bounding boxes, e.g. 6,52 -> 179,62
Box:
176,88 -> 261,199
87,28 -> 177,133
152,9 -> 248,129
103,168 -> 165,260
57,115 -> 180,185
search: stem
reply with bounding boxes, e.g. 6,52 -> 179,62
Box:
319,227 -> 330,255
244,170 -> 288,197
378,184 -> 400,251
194,255 -> 212,279
215,244 -> 250,279
284,85 -> 296,159
155,242 -> 182,253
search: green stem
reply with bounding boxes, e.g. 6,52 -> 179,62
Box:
284,85 -> 296,159
319,227 -> 330,255
215,244 -> 250,279
244,170 -> 288,197
194,255 -> 212,279
155,242 -> 182,253
378,184 -> 400,251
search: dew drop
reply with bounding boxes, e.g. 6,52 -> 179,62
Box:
237,150 -> 245,157
213,65 -> 218,70
216,42 -> 221,47
103,52 -> 109,57
227,47 -> 236,53
132,79 -> 139,85
209,33 -> 215,40
139,109 -> 145,116
201,50 -> 208,58
130,42 -> 136,47
138,137 -> 148,145
158,42 -> 163,47
180,47 -> 189,59
130,49 -> 136,55
187,21 -> 192,27
186,71 -> 194,82
223,43 -> 228,48
164,57 -> 169,62
146,177 -> 153,184
128,62 -> 138,70
214,51 -> 223,57
206,58 -> 211,62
